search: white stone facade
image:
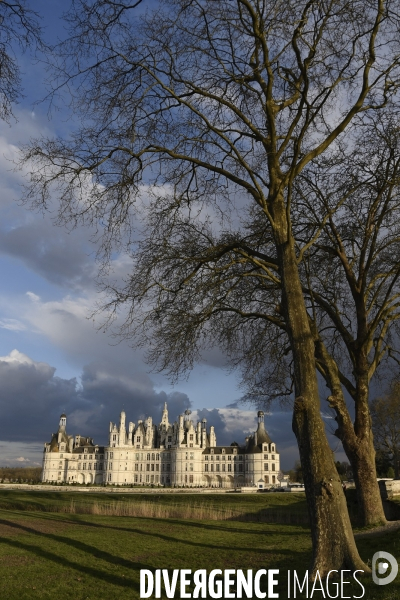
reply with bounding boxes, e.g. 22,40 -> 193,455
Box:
42,407 -> 280,488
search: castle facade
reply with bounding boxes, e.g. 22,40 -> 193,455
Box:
42,405 -> 280,488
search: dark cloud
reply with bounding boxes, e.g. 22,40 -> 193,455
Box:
0,219 -> 97,291
0,351 -> 192,447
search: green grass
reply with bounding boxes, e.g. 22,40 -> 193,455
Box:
0,491 -> 396,599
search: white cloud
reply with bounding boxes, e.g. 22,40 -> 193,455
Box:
26,291 -> 40,302
15,456 -> 30,462
0,318 -> 25,331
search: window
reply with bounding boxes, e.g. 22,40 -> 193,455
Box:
78,455 -> 82,460
134,475 -> 138,483
205,455 -> 209,461
216,455 -> 220,461
89,455 -> 93,460
109,462 -> 112,470
264,454 -> 269,460
135,464 -> 138,471
156,454 -> 160,460
88,463 -> 92,470
156,464 -> 159,471
146,475 -> 150,483
272,464 -> 276,471
78,463 -> 81,469
222,449 -> 225,454
185,452 -> 188,460
264,463 -> 268,471
83,463 -> 87,470
210,449 -> 214,454
239,455 -> 243,461
60,454 -> 63,459
222,464 -> 225,472
190,463 -> 193,471
211,465 -> 214,472
147,453 -> 151,460
272,475 -> 276,484
228,455 -> 232,461
100,454 -> 104,460
152,453 -> 155,460
168,436 -> 172,442
166,464 -> 170,471
151,464 -> 155,471
110,452 -> 113,459
146,464 -> 150,471
94,463 -> 98,470
189,434 -> 193,441
189,475 -> 193,483
137,436 -> 141,442
238,464 -> 243,472
272,455 -> 275,460
265,475 -> 269,484
190,452 -> 194,460
228,464 -> 232,472
222,455 -> 226,461
113,434 -> 116,441
205,464 -> 209,472
216,464 -> 220,472
99,463 -> 103,470
108,473 -> 112,481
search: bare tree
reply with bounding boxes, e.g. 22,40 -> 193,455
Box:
0,1 -> 43,120
371,381 -> 400,478
20,0 -> 400,575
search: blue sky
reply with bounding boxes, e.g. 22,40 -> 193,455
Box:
0,0 -> 346,470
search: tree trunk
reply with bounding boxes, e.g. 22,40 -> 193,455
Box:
274,206 -> 368,575
345,438 -> 386,525
314,337 -> 386,526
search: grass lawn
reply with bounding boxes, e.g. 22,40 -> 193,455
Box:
0,491 -> 397,599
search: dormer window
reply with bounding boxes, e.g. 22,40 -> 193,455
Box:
222,449 -> 225,454
210,449 -> 214,454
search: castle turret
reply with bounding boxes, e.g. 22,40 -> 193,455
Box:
119,411 -> 126,445
160,402 -> 169,429
209,425 -> 216,447
255,411 -> 272,446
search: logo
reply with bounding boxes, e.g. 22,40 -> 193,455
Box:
372,551 -> 398,586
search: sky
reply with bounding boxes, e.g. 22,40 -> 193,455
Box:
0,0 -> 345,471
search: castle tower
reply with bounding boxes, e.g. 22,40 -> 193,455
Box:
119,411 -> 126,445
255,411 -> 272,446
209,425 -> 216,447
161,402 -> 169,429
59,413 -> 67,431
